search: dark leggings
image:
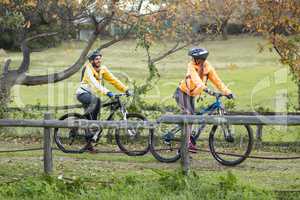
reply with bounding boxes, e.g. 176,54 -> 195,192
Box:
174,87 -> 195,144
174,87 -> 195,114
77,93 -> 101,120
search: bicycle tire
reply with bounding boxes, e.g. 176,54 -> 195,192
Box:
149,124 -> 181,163
209,124 -> 253,166
115,113 -> 149,156
54,113 -> 88,153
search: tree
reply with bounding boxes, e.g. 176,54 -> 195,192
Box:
0,0 -> 119,117
0,0 -> 225,117
0,0 -> 80,49
201,0 -> 241,40
243,0 -> 300,109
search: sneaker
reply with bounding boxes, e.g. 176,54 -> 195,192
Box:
188,142 -> 197,153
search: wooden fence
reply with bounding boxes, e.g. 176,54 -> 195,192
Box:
8,104 -> 300,141
0,113 -> 300,175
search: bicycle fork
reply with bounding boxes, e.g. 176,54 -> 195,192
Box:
120,107 -> 136,137
218,109 -> 235,143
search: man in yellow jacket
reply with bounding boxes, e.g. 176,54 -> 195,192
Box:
76,49 -> 130,120
76,49 -> 131,152
174,47 -> 234,152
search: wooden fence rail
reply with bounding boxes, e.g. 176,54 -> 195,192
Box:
158,115 -> 300,125
0,114 -> 300,175
8,103 -> 300,142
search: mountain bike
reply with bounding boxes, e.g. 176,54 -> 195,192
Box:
150,93 -> 253,166
54,93 -> 149,156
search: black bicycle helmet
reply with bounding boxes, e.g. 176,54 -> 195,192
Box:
88,49 -> 102,61
188,47 -> 209,60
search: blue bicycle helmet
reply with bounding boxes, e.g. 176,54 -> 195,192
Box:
188,47 -> 209,60
88,49 -> 102,61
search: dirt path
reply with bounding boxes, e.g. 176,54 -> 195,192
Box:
0,141 -> 299,190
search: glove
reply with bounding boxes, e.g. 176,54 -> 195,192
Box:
125,89 -> 133,96
106,92 -> 114,98
226,93 -> 235,99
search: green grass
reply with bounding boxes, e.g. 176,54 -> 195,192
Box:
1,36 -> 299,199
0,145 -> 299,199
0,171 -> 276,200
0,35 -> 297,111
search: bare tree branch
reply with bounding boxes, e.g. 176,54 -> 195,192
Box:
24,32 -> 59,43
151,37 -> 206,64
16,31 -> 99,86
98,26 -> 134,50
17,43 -> 30,74
97,0 -> 144,51
130,9 -> 167,18
16,32 -> 59,74
16,0 -> 119,86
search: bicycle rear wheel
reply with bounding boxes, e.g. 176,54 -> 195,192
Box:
149,124 -> 181,163
209,124 -> 253,166
115,113 -> 149,156
54,113 -> 89,153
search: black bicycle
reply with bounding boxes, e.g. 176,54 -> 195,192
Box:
54,93 -> 149,156
150,93 -> 253,166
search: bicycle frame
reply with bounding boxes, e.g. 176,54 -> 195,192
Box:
87,94 -> 128,142
191,95 -> 226,141
102,96 -> 128,121
165,95 -> 225,143
84,94 -> 128,121
197,95 -> 224,115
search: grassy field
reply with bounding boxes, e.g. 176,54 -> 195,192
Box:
0,35 -> 297,111
0,140 -> 299,199
0,36 -> 299,199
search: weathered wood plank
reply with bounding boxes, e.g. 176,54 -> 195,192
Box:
158,115 -> 300,125
0,115 -> 300,129
43,113 -> 53,174
180,124 -> 190,175
0,119 -> 157,128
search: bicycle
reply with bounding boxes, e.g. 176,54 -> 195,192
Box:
149,93 -> 253,166
54,93 -> 149,156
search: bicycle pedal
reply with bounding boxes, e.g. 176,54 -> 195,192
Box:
225,135 -> 234,143
163,141 -> 171,145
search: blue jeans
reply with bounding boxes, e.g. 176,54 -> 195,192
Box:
77,93 -> 101,120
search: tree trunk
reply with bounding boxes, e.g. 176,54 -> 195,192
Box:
298,79 -> 300,110
0,76 -> 12,119
221,21 -> 228,40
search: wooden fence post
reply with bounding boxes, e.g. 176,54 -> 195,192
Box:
256,125 -> 263,141
180,122 -> 190,175
44,112 -> 53,174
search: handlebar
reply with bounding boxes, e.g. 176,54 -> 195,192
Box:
114,93 -> 128,98
112,92 -> 134,99
205,89 -> 223,98
204,88 -> 234,100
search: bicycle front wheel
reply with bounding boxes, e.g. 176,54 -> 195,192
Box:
54,113 -> 88,153
149,124 -> 182,163
209,124 -> 253,166
115,113 -> 149,156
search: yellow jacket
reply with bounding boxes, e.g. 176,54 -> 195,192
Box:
179,61 -> 231,97
76,63 -> 127,96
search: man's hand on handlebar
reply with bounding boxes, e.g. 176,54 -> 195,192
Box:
106,92 -> 115,98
